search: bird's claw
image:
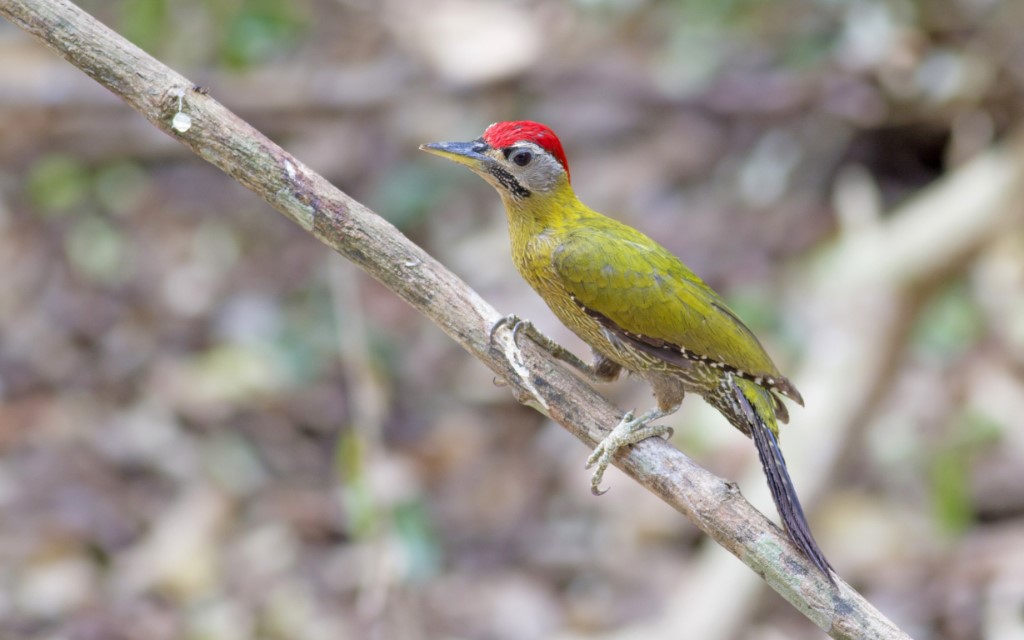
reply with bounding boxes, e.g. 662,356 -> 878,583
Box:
585,410 -> 633,495
488,314 -> 518,344
490,315 -> 597,379
489,314 -> 534,348
586,409 -> 672,497
510,318 -> 530,346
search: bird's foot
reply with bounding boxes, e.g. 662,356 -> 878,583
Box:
585,408 -> 673,495
489,314 -> 594,375
489,314 -> 526,345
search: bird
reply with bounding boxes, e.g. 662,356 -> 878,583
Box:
420,120 -> 833,580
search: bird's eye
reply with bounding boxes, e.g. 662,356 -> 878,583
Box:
511,150 -> 533,167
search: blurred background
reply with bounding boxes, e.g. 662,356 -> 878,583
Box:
2,0 -> 1024,638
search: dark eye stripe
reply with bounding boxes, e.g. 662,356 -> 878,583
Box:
489,166 -> 531,199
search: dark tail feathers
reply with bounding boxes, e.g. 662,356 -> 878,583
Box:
732,383 -> 835,583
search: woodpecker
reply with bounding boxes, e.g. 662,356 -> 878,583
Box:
420,121 -> 833,580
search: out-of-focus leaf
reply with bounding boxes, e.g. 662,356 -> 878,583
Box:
186,599 -> 254,640
928,410 -> 1001,535
220,0 -> 307,68
193,221 -> 241,272
95,161 -> 150,217
275,283 -> 339,384
65,215 -> 130,285
121,0 -> 168,51
928,447 -> 972,535
375,163 -> 454,232
954,410 -> 1003,447
912,281 -> 983,360
335,431 -> 375,537
782,32 -> 833,68
393,500 -> 441,582
203,432 -> 268,496
27,155 -> 90,216
188,344 -> 289,402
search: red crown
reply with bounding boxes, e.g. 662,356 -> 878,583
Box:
482,121 -> 570,181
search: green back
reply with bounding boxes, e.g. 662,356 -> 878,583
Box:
550,214 -> 784,382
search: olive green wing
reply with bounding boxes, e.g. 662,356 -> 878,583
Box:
551,225 -> 802,406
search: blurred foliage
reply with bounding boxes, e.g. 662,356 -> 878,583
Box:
65,214 -> 131,285
217,0 -> 307,69
336,430 -> 376,536
120,0 -> 167,50
928,411 -> 1002,535
374,162 -> 458,233
27,155 -> 90,215
392,501 -> 442,583
95,161 -> 150,216
912,280 -> 984,361
116,0 -> 307,68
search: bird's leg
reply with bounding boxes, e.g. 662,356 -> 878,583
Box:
586,407 -> 675,495
489,314 -> 620,383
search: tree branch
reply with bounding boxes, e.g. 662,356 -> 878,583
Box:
0,0 -> 912,637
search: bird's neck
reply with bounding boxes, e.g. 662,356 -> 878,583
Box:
500,181 -> 589,243
500,181 -> 591,283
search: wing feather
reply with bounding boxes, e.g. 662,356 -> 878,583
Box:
551,225 -> 802,405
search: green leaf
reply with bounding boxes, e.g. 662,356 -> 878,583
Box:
393,501 -> 441,582
928,447 -> 972,535
27,155 -> 90,216
912,281 -> 982,360
95,161 -> 150,217
220,0 -> 306,68
121,0 -> 168,50
65,215 -> 130,285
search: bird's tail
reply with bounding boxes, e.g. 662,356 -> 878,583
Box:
730,378 -> 835,582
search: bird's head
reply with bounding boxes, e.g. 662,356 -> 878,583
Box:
420,121 -> 571,202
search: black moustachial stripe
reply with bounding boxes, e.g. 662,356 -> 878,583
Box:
489,166 -> 531,199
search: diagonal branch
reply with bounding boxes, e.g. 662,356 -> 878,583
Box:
0,0 -> 911,637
